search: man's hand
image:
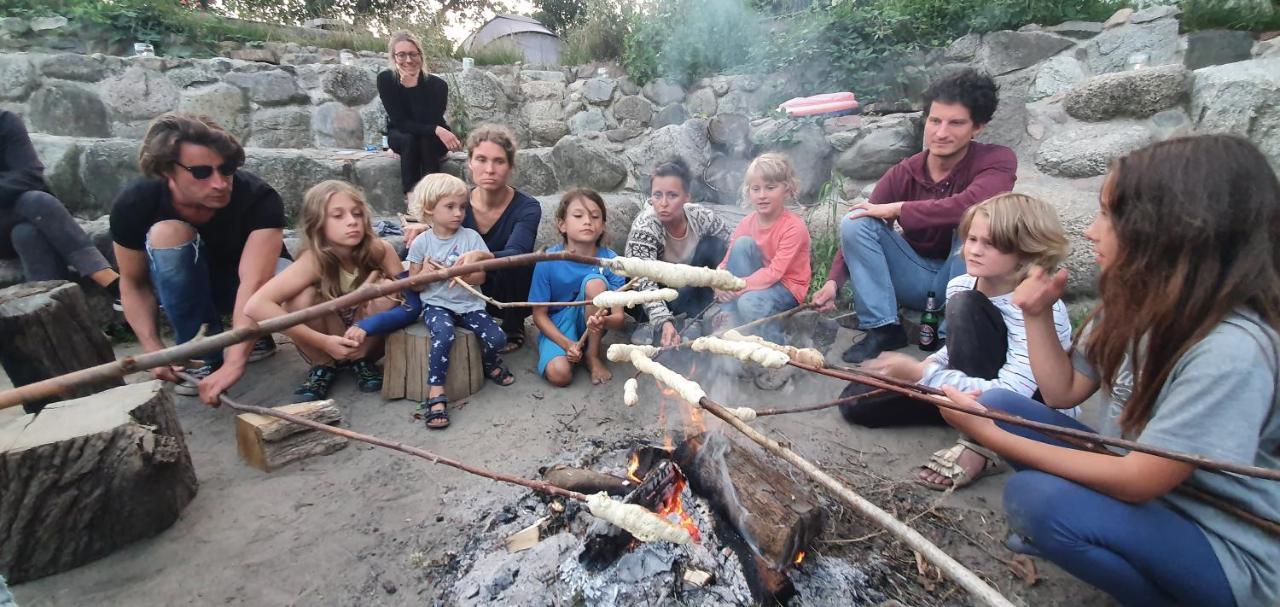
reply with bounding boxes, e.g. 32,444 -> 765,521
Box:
151,365 -> 181,383
811,280 -> 838,312
660,320 -> 681,347
861,352 -> 926,383
197,364 -> 244,407
436,126 -> 461,151
1012,266 -> 1068,317
322,334 -> 360,360
846,201 -> 904,221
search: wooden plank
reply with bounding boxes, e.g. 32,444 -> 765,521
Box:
406,328 -> 425,402
381,330 -> 406,400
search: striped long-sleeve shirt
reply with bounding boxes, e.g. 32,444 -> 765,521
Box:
920,274 -> 1079,417
623,203 -> 734,326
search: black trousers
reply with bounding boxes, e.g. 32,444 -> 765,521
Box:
389,129 -> 448,193
482,265 -> 535,340
627,236 -> 729,324
840,289 -> 1009,427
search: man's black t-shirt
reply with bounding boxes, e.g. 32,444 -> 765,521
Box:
110,170 -> 288,300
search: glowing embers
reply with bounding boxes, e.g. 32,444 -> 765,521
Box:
655,468 -> 702,544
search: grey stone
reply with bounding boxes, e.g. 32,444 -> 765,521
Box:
710,76 -> 731,96
313,101 -> 364,149
0,17 -> 29,36
708,113 -> 751,155
39,53 -> 105,82
1035,121 -> 1155,177
834,121 -> 920,181
1191,57 -> 1280,168
582,77 -> 616,105
704,153 -> 749,203
1029,54 -> 1087,101
752,120 -> 834,202
101,67 -> 181,122
1130,5 -> 1181,24
975,31 -> 1076,76
717,88 -> 762,115
1103,8 -> 1134,28
225,69 -> 308,106
605,126 -> 644,143
945,33 -> 981,61
617,77 -> 640,97
641,78 -> 685,106
242,150 -> 345,216
248,107 -> 313,148
352,155 -> 402,215
550,136 -> 627,191
521,79 -> 565,101
1085,19 -> 1180,74
30,16 -> 68,32
527,120 -> 568,147
653,103 -> 689,128
27,83 -> 110,137
0,55 -> 36,101
228,48 -> 279,64
178,83 -> 249,140
359,100 -> 388,147
979,69 -> 1034,151
1184,30 -> 1255,70
612,95 -> 653,124
1255,37 -> 1280,60
686,88 -> 717,116
1045,21 -> 1104,39
626,124 -> 711,192
453,69 -> 511,122
511,147 -> 558,195
78,138 -> 144,213
1147,107 -> 1192,139
28,135 -> 86,215
734,75 -> 762,93
567,107 -> 607,134
1064,64 -> 1189,121
825,130 -> 862,151
165,64 -> 223,89
0,259 -> 23,289
321,65 -> 377,105
522,70 -> 567,83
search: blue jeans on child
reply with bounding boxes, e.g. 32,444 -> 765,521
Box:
840,216 -> 964,332
722,236 -> 798,343
422,304 -> 506,385
979,389 -> 1235,607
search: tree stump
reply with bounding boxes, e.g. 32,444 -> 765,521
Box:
0,281 -> 122,413
381,323 -> 484,402
0,381 -> 198,584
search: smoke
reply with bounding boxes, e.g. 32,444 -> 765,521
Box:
639,0 -> 763,85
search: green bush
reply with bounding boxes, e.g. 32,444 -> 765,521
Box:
561,0 -> 632,65
463,40 -> 524,65
621,0 -> 763,86
1180,0 -> 1280,32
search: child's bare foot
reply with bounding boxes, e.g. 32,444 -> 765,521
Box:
587,357 -> 613,384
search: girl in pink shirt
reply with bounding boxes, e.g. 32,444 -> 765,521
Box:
714,153 -> 812,388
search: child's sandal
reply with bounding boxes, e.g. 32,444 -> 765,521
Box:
486,365 -> 516,386
418,395 -> 450,429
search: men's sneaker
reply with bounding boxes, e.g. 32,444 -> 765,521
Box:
173,364 -> 216,396
293,365 -> 338,403
248,336 -> 277,362
630,322 -> 656,345
841,324 -> 909,364
350,359 -> 383,393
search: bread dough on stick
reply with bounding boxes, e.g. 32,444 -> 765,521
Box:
722,329 -> 826,367
603,257 -> 746,290
607,344 -> 661,363
627,351 -> 706,405
623,378 -> 639,407
592,289 -> 679,309
690,335 -> 790,368
585,492 -> 693,544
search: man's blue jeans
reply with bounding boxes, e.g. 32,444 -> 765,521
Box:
723,236 -> 798,343
840,215 -> 964,331
146,230 -> 228,364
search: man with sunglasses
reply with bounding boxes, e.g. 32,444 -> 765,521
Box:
110,112 -> 288,406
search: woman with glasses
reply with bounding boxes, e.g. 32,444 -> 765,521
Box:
377,31 -> 461,195
623,158 -> 733,346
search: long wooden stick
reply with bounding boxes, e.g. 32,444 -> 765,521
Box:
796,362 -> 1280,482
573,279 -> 638,348
0,251 -> 602,410
753,388 -> 888,417
696,395 -> 1015,607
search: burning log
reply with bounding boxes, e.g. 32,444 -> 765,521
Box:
541,465 -> 635,496
675,432 -> 824,603
580,459 -> 685,570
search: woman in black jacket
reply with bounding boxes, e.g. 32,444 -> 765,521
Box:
377,31 -> 462,195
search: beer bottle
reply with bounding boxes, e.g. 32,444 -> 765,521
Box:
919,291 -> 942,351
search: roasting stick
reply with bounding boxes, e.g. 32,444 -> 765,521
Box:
186,373 -> 693,545
614,350 -> 1013,607
571,279 -> 640,349
751,389 -> 889,417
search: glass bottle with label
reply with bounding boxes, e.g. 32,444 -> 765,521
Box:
919,291 -> 942,351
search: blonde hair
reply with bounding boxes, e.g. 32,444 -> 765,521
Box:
959,192 -> 1069,280
408,173 -> 469,222
300,180 -> 383,301
466,123 -> 518,166
387,31 -> 424,77
741,152 -> 798,208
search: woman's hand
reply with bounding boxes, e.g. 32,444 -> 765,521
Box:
322,334 -> 360,361
1012,266 -> 1068,317
861,352 -> 925,383
660,320 -> 681,347
938,386 -> 998,438
436,126 -> 461,151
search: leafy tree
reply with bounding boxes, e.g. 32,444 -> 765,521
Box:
531,0 -> 589,33
221,0 -> 510,34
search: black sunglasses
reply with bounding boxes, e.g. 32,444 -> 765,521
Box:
175,161 -> 238,180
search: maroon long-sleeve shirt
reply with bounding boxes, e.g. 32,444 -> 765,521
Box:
828,141 -> 1017,285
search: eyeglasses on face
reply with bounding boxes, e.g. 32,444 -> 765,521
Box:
393,51 -> 422,61
175,161 -> 238,180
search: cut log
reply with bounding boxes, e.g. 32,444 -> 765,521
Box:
234,400 -> 348,472
0,381 -> 197,584
676,432 -> 825,604
579,459 -> 682,570
0,281 -> 122,413
381,323 -> 484,402
540,465 -> 635,496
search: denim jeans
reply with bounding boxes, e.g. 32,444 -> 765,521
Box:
0,190 -> 111,281
146,231 -> 228,364
980,389 -> 1235,607
840,215 -> 964,331
722,236 -> 798,343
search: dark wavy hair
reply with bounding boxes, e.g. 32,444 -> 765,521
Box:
138,112 -> 244,179
651,157 -> 692,193
921,68 -> 999,126
1086,134 -> 1280,435
556,187 -> 608,247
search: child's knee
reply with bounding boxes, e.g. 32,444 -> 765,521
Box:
544,358 -> 573,386
730,236 -> 758,255
584,276 -> 608,297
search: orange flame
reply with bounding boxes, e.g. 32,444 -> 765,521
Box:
794,551 -> 806,566
656,476 -> 701,544
626,453 -> 641,484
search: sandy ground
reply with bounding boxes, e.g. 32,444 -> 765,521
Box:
2,325 -> 1115,607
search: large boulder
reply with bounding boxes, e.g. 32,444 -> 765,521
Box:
453,69 -> 512,124
320,65 -> 377,105
27,83 -> 110,137
978,68 -> 1034,152
641,79 -> 685,106
521,79 -> 565,102
28,135 -> 86,215
752,120 -> 834,203
224,69 -> 308,106
312,101 -> 364,149
242,150 -> 346,216
177,83 -> 249,140
78,138 -> 144,215
38,53 -> 106,82
626,123 -> 712,193
708,113 -> 752,156
653,103 -> 690,128
1184,30 -> 1255,70
165,61 -> 224,89
511,147 -> 558,195
0,54 -> 35,101
686,87 -> 717,116
1063,64 -> 1190,121
532,193 -> 641,253
1084,19 -> 1180,74
704,152 -> 750,203
1028,54 -> 1087,102
581,77 -> 616,105
247,107 -> 312,148
351,154 -> 402,215
551,136 -> 627,192
1191,57 -> 1280,168
567,107 -> 607,134
1035,121 -> 1155,177
1045,21 -> 1104,39
975,31 -> 1076,76
611,95 -> 653,125
833,115 -> 921,181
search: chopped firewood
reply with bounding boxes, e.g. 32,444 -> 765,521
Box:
592,289 -> 678,308
504,517 -> 548,553
602,257 -> 746,290
683,569 -> 714,588
541,465 -> 634,495
235,400 -> 348,472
